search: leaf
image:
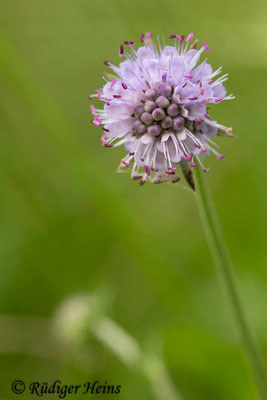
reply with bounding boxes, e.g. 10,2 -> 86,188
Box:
180,160 -> 195,191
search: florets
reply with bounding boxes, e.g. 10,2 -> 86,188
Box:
90,32 -> 234,186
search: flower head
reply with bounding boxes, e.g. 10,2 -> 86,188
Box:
90,33 -> 234,186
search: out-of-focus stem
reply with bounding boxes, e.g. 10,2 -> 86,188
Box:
91,316 -> 182,400
194,165 -> 267,400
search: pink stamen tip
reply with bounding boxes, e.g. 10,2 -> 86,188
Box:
145,32 -> 152,40
106,102 -> 111,106
202,98 -> 211,104
140,33 -> 144,43
184,74 -> 193,79
207,79 -> 213,84
215,96 -> 224,103
101,134 -> 107,144
194,143 -> 201,148
176,35 -> 185,45
140,157 -> 144,162
104,97 -> 112,101
188,96 -> 198,100
204,168 -> 209,173
119,44 -> 124,58
186,32 -> 194,42
201,148 -> 207,153
104,144 -> 113,148
190,163 -> 198,167
129,152 -> 135,156
181,152 -> 193,162
168,167 -> 176,171
182,82 -> 188,88
166,171 -> 175,175
132,175 -> 142,181
204,113 -> 212,119
144,165 -> 150,176
95,115 -> 102,124
111,79 -> 117,88
95,88 -> 102,100
140,179 -> 146,186
202,41 -> 210,52
104,61 -> 111,66
217,153 -> 226,160
124,41 -> 134,46
121,82 -> 128,89
200,89 -> 205,95
151,167 -> 158,172
90,105 -> 96,114
195,119 -> 203,123
121,160 -> 130,168
169,35 -> 176,39
102,127 -> 110,132
92,120 -> 100,127
113,94 -> 121,98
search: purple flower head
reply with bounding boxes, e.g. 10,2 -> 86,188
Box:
90,33 -> 234,186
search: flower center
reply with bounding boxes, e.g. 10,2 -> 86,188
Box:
133,83 -> 185,137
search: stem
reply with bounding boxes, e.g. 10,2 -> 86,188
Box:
194,166 -> 267,400
92,316 -> 183,400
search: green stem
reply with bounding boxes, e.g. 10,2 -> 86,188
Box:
194,166 -> 267,400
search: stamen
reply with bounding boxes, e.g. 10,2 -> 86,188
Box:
145,32 -> 152,40
124,41 -> 134,47
215,96 -> 224,103
140,33 -> 144,43
181,152 -> 193,162
90,105 -> 96,114
186,32 -> 194,42
144,165 -> 150,176
119,44 -> 124,58
121,160 -> 130,168
113,95 -> 121,98
104,61 -> 111,66
202,98 -> 212,103
188,97 -> 198,100
92,119 -> 100,127
121,82 -> 128,89
111,79 -> 117,88
184,74 -> 193,79
190,39 -> 198,49
176,35 -> 185,45
217,153 -> 226,160
202,41 -> 210,52
204,113 -> 212,119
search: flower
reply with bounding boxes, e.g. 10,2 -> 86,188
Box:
90,32 -> 234,186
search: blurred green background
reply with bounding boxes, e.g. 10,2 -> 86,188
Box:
0,0 -> 266,399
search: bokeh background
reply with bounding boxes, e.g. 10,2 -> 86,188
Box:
0,1 -> 266,399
